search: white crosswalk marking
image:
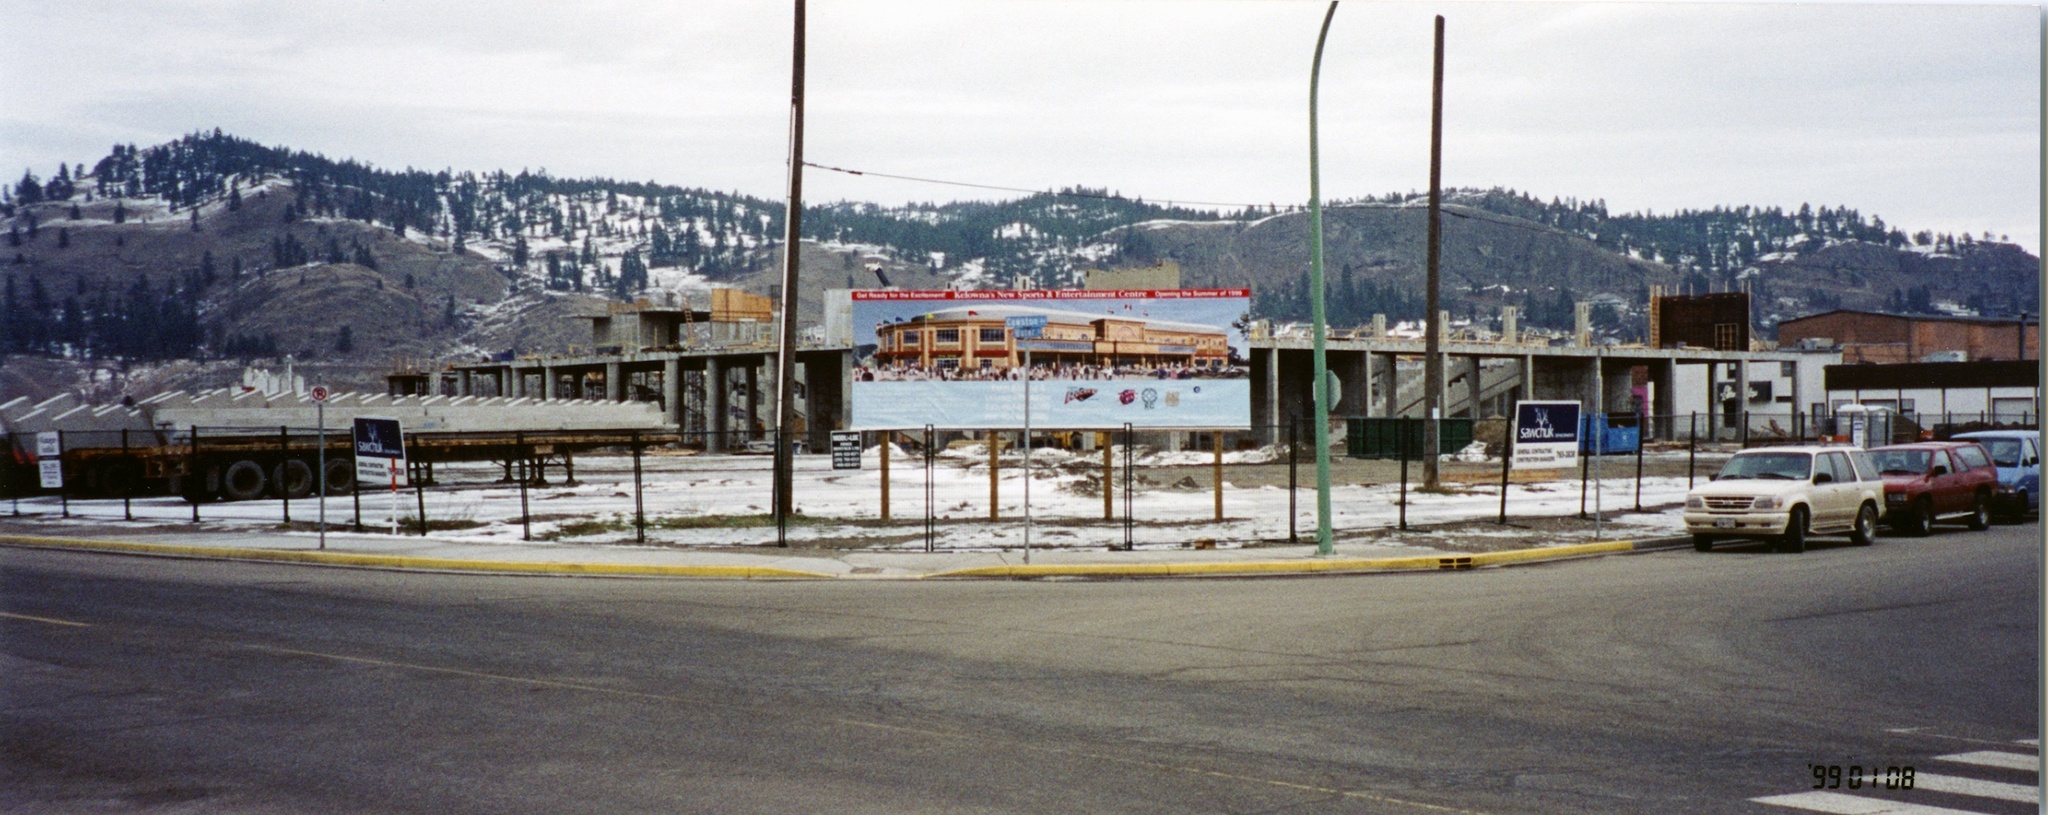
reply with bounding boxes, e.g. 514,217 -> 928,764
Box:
1934,751 -> 2039,772
1753,790 -> 1999,814
1910,771 -> 2039,803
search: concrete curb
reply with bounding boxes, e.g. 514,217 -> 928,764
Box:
2,533 -> 1658,580
0,535 -> 838,580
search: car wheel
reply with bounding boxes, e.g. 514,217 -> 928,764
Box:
1849,502 -> 1877,546
1967,491 -> 1991,531
1777,506 -> 1808,553
1892,499 -> 1933,537
1693,534 -> 1714,552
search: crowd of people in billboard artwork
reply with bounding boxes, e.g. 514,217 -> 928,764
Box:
853,360 -> 1250,382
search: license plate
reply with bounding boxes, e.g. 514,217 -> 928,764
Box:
1714,518 -> 1736,528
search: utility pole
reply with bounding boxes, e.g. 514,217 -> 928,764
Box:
1421,15 -> 1446,490
1306,1 -> 1339,556
770,0 -> 806,530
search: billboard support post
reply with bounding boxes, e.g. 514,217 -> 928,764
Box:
880,431 -> 891,522
1212,431 -> 1223,522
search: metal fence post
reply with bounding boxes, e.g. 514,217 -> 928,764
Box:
518,433 -> 531,541
1123,422 -> 1134,550
924,424 -> 935,553
189,426 -> 201,523
1634,414 -> 1645,512
1578,434 -> 1590,520
57,429 -> 68,518
1687,412 -> 1698,490
1398,439 -> 1409,531
1497,428 -> 1511,524
279,426 -> 291,525
1289,419 -> 1299,543
412,435 -> 428,536
121,428 -> 132,521
632,430 -> 646,543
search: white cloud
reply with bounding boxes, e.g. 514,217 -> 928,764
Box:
1,0 -> 2038,250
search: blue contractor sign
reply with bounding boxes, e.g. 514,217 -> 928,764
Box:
1512,400 -> 1580,470
352,416 -> 407,483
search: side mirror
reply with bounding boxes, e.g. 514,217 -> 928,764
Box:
1931,466 -> 1949,477
1813,472 -> 1834,484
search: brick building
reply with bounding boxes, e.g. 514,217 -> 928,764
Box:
1777,309 -> 2038,364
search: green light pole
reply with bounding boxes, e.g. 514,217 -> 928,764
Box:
1307,1 -> 1338,556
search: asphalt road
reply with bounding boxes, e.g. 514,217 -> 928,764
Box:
3,523 -> 2037,814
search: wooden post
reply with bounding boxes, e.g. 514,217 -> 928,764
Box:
1100,432 -> 1113,520
988,433 -> 999,521
1212,430 -> 1224,521
879,430 -> 891,522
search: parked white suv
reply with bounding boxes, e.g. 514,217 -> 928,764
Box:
1684,445 -> 1883,553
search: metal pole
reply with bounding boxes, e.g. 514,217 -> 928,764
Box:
1594,413 -> 1604,540
881,430 -> 892,522
1398,438 -> 1409,531
1123,422 -> 1134,550
1579,430 -> 1590,519
518,434 -> 531,541
1422,14 -> 1447,492
121,428 -> 132,521
632,430 -> 646,543
1306,0 -> 1340,556
769,0 -> 807,523
57,429 -> 67,518
1497,428 -> 1511,524
1288,418 -> 1299,542
317,403 -> 325,549
1212,430 -> 1224,522
279,426 -> 290,525
412,436 -> 428,536
1022,346 -> 1031,563
924,425 -> 935,553
776,426 -> 788,548
1687,412 -> 1698,489
1634,413 -> 1645,512
189,426 -> 201,523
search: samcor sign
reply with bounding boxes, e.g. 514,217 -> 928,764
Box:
848,289 -> 1251,430
351,417 -> 407,484
1511,400 -> 1581,471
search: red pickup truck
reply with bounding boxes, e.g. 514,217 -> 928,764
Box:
1866,441 -> 2000,536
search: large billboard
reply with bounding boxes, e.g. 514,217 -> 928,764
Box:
849,289 -> 1252,430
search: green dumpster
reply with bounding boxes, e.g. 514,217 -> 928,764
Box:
1345,417 -> 1474,459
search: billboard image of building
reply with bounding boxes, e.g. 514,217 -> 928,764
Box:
850,289 -> 1251,430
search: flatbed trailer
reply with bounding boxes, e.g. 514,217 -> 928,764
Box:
5,427 -> 682,502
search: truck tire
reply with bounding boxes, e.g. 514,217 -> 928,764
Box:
273,459 -> 314,499
222,459 -> 267,501
323,458 -> 355,495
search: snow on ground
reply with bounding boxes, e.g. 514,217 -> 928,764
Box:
12,447 -> 1695,553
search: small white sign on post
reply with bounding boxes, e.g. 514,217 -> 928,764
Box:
1511,400 -> 1581,471
36,431 -> 63,489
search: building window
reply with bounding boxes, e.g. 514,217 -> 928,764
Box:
980,328 -> 1006,343
1780,361 -> 1796,378
1714,323 -> 1742,351
902,332 -> 919,346
935,329 -> 961,344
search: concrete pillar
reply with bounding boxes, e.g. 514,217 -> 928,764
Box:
606,362 -> 624,402
744,359 -> 761,440
1735,359 -> 1750,438
1383,355 -> 1401,417
543,364 -> 559,400
664,357 -> 684,427
459,370 -> 473,397
1501,306 -> 1518,345
1266,347 -> 1282,439
1652,358 -> 1677,441
1362,353 -> 1381,418
1787,357 -> 1804,438
1464,355 -> 1483,418
1347,352 -> 1370,419
1521,355 -> 1536,403
1585,356 -> 1602,414
1706,361 -> 1720,441
707,357 -> 728,452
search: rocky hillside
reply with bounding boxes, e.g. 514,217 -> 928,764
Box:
2,131 -> 2036,403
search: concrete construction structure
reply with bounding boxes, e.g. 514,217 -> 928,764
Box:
1777,309 -> 2038,364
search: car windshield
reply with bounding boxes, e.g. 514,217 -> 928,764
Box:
1868,449 -> 1930,475
1716,452 -> 1812,480
1979,439 -> 2024,467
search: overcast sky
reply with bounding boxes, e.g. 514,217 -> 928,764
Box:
3,1 -> 2040,252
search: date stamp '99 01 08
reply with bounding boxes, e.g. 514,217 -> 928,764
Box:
1811,764 -> 1915,791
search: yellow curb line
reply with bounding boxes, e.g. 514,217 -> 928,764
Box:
0,534 -> 836,580
1,534 -> 1638,580
923,541 -> 1637,579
